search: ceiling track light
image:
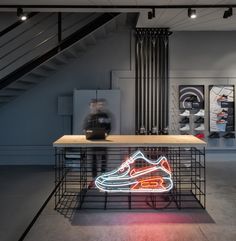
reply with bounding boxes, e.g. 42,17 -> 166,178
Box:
148,8 -> 156,20
17,7 -> 28,21
223,7 -> 233,19
188,8 -> 197,19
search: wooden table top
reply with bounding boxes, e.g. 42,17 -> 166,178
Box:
53,135 -> 206,148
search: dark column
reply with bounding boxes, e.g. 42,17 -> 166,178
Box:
135,28 -> 171,135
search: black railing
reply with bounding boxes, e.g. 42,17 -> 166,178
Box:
0,12 -> 119,89
0,12 -> 38,38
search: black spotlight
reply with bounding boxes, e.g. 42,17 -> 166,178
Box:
17,7 -> 28,21
188,8 -> 197,19
223,7 -> 233,19
148,8 -> 156,20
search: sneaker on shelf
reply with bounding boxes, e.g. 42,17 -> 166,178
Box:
180,124 -> 190,131
194,124 -> 205,131
180,110 -> 190,116
208,132 -> 220,138
194,109 -> 204,116
179,117 -> 189,124
217,94 -> 228,102
95,150 -> 173,193
195,133 -> 205,139
216,118 -> 227,124
194,117 -> 204,124
183,161 -> 191,168
186,95 -> 198,103
217,109 -> 228,117
223,132 -> 235,138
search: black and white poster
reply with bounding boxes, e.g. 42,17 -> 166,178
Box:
209,85 -> 235,132
179,85 -> 204,110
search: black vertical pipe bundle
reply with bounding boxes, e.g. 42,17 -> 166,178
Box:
135,28 -> 171,135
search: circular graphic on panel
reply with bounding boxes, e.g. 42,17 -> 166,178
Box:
179,86 -> 204,110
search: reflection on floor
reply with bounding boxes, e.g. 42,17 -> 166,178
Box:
1,161 -> 236,241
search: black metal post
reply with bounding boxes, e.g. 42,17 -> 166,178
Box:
58,12 -> 62,48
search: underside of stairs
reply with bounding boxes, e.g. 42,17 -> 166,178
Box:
0,12 -> 137,107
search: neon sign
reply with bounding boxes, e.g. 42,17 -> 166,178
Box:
95,150 -> 173,193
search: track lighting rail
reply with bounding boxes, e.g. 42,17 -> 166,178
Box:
0,4 -> 236,10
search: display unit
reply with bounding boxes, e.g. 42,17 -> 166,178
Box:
53,135 -> 206,210
209,85 -> 235,138
179,85 -> 205,139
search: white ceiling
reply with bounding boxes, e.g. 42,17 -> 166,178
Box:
1,0 -> 236,30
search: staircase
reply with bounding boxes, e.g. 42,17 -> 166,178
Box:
0,12 -> 133,107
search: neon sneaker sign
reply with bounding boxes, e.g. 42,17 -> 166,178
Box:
95,150 -> 173,193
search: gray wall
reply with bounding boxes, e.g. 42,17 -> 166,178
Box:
1,29 -> 236,164
170,31 -> 236,74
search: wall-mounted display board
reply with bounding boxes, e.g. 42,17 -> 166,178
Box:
209,85 -> 235,132
179,85 -> 204,110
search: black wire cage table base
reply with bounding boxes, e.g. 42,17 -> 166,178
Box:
54,135 -> 206,211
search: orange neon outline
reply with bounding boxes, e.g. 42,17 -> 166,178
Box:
161,159 -> 171,172
131,176 -> 166,190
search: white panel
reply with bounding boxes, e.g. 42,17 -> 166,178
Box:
97,90 -> 121,134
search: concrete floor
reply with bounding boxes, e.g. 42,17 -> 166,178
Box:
1,161 -> 236,241
0,166 -> 54,241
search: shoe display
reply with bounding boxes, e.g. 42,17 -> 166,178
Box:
194,124 -> 205,131
195,133 -> 205,139
217,94 -> 228,102
180,124 -> 190,131
194,109 -> 205,116
216,118 -> 228,124
217,109 -> 228,117
208,132 -> 220,138
95,150 -> 173,193
179,117 -> 189,124
180,110 -> 190,116
194,117 -> 204,124
223,132 -> 235,138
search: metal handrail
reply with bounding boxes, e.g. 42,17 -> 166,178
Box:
0,15 -> 57,60
0,13 -> 73,61
0,12 -> 38,38
0,13 -> 54,49
0,34 -> 57,72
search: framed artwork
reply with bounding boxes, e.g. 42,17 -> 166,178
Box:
209,85 -> 235,132
179,85 -> 204,110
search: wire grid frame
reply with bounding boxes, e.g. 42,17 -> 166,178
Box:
55,146 -> 206,211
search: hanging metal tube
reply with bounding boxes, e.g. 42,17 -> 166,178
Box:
135,28 -> 171,135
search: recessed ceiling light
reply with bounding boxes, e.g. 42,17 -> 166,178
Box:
17,7 -> 28,21
188,8 -> 197,19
